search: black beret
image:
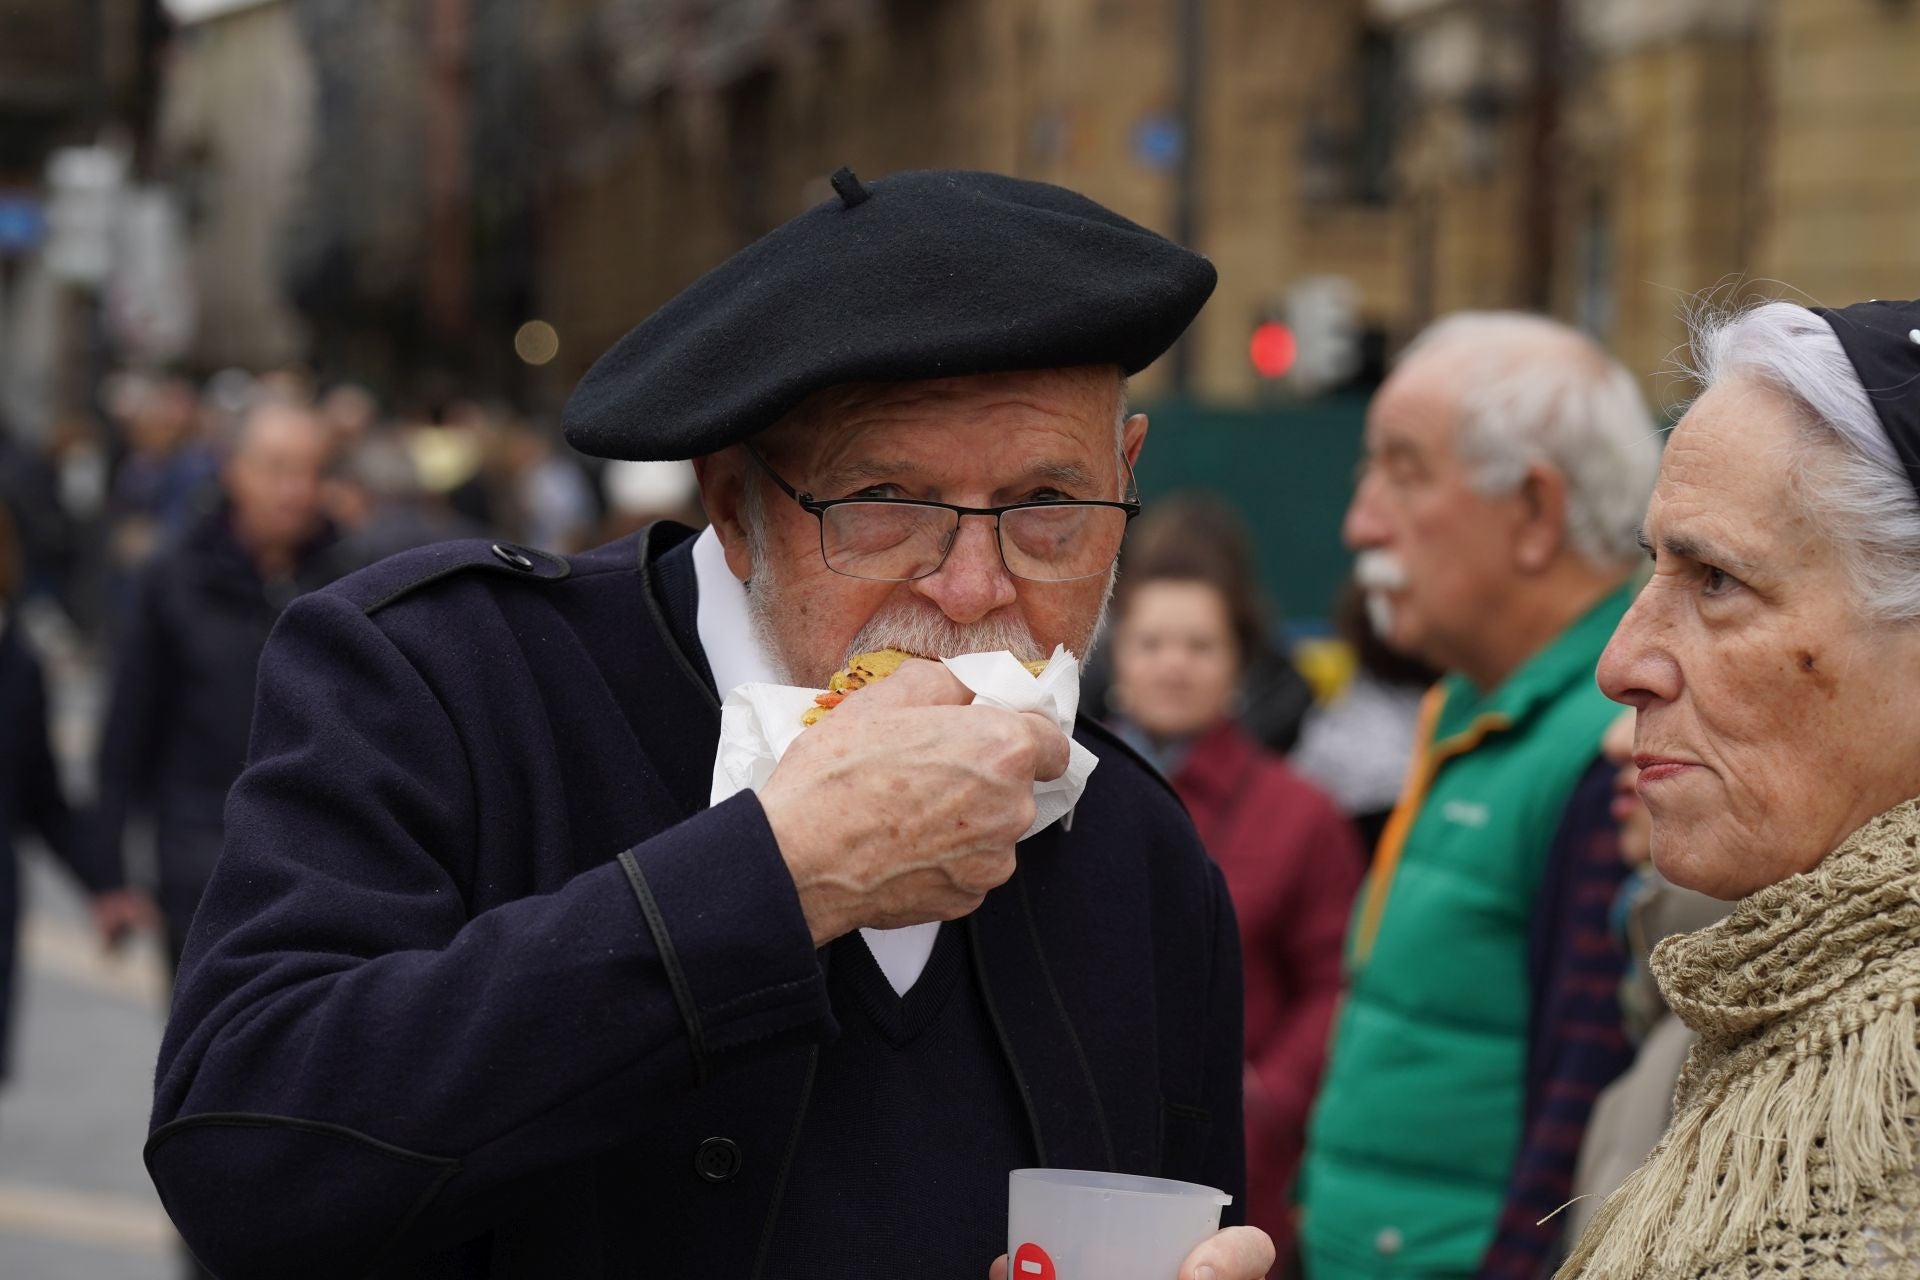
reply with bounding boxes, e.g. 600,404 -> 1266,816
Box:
561,167 -> 1217,461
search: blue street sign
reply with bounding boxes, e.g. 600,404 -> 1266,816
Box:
1131,116 -> 1184,172
0,195 -> 47,254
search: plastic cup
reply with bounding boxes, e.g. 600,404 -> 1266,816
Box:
1006,1168 -> 1232,1280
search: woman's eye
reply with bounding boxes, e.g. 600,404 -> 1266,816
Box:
1700,564 -> 1741,597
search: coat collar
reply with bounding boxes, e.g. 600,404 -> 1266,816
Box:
632,521 -> 724,817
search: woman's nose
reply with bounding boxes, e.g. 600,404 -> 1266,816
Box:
1597,588 -> 1677,710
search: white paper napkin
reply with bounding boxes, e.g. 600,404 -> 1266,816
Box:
710,645 -> 1099,841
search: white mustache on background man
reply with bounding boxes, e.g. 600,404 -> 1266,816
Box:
1353,548 -> 1408,640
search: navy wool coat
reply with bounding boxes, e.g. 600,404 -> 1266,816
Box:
147,523 -> 1245,1278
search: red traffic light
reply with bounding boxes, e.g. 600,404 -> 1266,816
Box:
1249,321 -> 1297,379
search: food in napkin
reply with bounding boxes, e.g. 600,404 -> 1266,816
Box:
801,647 -> 1049,726
711,645 -> 1099,841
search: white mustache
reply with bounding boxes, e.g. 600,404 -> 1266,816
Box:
844,603 -> 1045,666
1354,549 -> 1408,593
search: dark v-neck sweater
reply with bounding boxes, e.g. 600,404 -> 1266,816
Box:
770,923 -> 1032,1275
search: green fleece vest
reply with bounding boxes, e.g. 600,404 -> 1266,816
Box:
1299,582 -> 1634,1279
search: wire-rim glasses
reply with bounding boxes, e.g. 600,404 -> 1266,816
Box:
743,444 -> 1140,583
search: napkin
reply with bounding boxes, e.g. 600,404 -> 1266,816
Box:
710,645 -> 1099,841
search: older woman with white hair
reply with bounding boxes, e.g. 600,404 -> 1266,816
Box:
1561,298 -> 1920,1278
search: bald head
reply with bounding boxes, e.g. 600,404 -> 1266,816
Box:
224,402 -> 332,563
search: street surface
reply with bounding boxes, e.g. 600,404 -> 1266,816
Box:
0,853 -> 175,1279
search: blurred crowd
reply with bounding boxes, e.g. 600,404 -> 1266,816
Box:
0,371 -> 709,1060
2,371 -> 708,646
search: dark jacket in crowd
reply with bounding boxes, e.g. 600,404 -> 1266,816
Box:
1169,720 -> 1362,1259
0,618 -> 100,1081
88,503 -> 338,959
1478,758 -> 1636,1279
145,523 -> 1246,1279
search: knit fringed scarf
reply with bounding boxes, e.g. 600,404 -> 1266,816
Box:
1557,800 -> 1920,1279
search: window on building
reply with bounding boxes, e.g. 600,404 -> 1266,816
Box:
1301,24 -> 1400,208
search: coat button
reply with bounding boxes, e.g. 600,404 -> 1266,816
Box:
1374,1226 -> 1403,1256
491,543 -> 535,571
695,1137 -> 741,1183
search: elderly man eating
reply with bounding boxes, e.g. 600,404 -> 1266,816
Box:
142,168 -> 1271,1280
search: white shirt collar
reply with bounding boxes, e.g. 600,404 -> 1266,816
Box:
687,523 -> 939,995
691,525 -> 783,697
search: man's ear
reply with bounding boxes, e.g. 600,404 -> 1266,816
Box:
691,448 -> 755,583
1122,413 -> 1148,471
1513,462 -> 1571,573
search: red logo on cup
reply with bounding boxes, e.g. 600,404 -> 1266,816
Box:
1012,1242 -> 1057,1280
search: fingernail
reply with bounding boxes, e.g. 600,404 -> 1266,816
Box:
1195,1268 -> 1216,1280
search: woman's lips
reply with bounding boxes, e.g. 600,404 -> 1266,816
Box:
1634,755 -> 1700,787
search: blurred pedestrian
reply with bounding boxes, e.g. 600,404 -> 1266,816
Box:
501,423 -> 599,554
1300,312 -> 1660,1279
0,502 -> 155,1089
1562,297 -> 1920,1277
0,417 -> 77,606
1561,710 -> 1727,1251
1108,537 -> 1364,1265
1088,491 -> 1317,753
320,428 -> 480,578
318,381 -> 379,456
1290,581 -> 1439,853
86,401 -> 339,972
102,375 -> 217,582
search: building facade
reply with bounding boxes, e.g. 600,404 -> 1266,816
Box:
261,0 -> 1920,406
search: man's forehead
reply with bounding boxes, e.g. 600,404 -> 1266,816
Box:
237,406 -> 330,457
1366,369 -> 1459,453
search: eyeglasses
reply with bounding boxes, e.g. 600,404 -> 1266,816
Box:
743,444 -> 1140,583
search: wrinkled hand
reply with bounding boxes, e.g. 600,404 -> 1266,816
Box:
988,1226 -> 1275,1280
758,658 -> 1071,946
89,888 -> 160,953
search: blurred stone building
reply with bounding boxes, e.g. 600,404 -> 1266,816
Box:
508,0 -> 1920,410
251,0 -> 1920,407
0,0 -> 167,435
157,0 -> 314,370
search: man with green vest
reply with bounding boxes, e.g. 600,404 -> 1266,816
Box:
1299,313 -> 1660,1278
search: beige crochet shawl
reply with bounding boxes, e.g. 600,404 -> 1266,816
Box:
1557,799 -> 1920,1279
